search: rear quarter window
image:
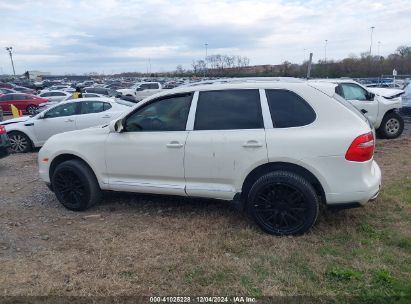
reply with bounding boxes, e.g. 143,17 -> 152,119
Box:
265,89 -> 316,128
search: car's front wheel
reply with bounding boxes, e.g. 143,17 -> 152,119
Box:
26,104 -> 38,115
8,131 -> 32,153
247,171 -> 319,235
377,112 -> 404,139
52,159 -> 102,211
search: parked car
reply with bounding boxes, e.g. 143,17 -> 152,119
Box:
38,81 -> 381,235
0,93 -> 49,115
83,87 -> 118,97
0,125 -> 10,159
310,79 -> 404,139
116,82 -> 163,101
401,83 -> 411,108
36,93 -> 108,112
0,88 -> 17,94
1,98 -> 128,153
38,90 -> 72,102
12,86 -> 37,95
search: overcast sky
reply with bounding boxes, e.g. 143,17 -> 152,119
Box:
0,0 -> 410,75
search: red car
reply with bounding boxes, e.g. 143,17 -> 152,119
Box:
0,93 -> 49,115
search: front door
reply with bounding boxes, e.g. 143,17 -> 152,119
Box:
339,83 -> 379,126
105,93 -> 193,196
34,102 -> 80,144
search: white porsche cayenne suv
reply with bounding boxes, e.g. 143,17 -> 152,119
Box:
38,81 -> 381,235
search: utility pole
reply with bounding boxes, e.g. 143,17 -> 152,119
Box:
5,47 -> 16,76
369,26 -> 375,56
377,41 -> 381,57
307,52 -> 313,79
324,40 -> 328,62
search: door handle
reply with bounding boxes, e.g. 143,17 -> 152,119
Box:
65,119 -> 74,122
361,109 -> 368,114
242,140 -> 263,148
166,141 -> 184,148
102,115 -> 111,118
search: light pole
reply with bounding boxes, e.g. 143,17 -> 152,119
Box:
5,47 -> 16,76
369,26 -> 375,56
204,43 -> 208,77
324,40 -> 328,62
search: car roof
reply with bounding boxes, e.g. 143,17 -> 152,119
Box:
41,90 -> 70,94
141,81 -> 324,102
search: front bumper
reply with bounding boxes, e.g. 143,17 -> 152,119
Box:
0,134 -> 10,159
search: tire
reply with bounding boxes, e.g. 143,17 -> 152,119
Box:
26,104 -> 38,115
247,171 -> 319,236
377,112 -> 404,139
8,131 -> 33,153
51,159 -> 102,211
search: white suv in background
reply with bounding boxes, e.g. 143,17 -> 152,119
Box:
38,81 -> 381,235
310,79 -> 404,139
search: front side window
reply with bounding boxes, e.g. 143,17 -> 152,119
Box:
44,103 -> 79,118
265,89 -> 316,128
194,89 -> 263,130
41,92 -> 52,97
339,83 -> 368,101
124,93 -> 192,132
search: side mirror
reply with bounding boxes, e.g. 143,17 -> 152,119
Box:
367,92 -> 375,101
108,119 -> 124,133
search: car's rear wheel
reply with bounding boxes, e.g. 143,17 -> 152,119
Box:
247,171 -> 319,235
26,104 -> 38,115
52,160 -> 102,211
8,131 -> 32,153
377,112 -> 404,139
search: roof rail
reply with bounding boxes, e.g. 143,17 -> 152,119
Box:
182,77 -> 304,87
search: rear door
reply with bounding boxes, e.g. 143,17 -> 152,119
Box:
76,101 -> 116,129
337,83 -> 379,125
33,102 -> 80,144
184,89 -> 268,199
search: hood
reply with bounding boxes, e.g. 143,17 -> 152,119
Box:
0,116 -> 32,125
368,87 -> 404,98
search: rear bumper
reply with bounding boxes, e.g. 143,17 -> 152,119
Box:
326,160 -> 381,207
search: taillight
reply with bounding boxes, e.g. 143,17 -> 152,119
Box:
0,125 -> 6,135
345,132 -> 375,162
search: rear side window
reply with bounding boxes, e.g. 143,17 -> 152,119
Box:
195,90 -> 263,130
265,90 -> 316,128
81,101 -> 106,114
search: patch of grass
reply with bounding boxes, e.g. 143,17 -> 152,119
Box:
118,270 -> 137,280
319,245 -> 339,256
357,223 -> 386,240
380,180 -> 411,204
184,267 -> 205,284
385,234 -> 411,251
327,266 -> 363,282
239,276 -> 262,297
372,269 -> 394,286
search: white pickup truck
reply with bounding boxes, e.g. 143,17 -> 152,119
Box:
310,79 -> 404,139
116,82 -> 163,101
